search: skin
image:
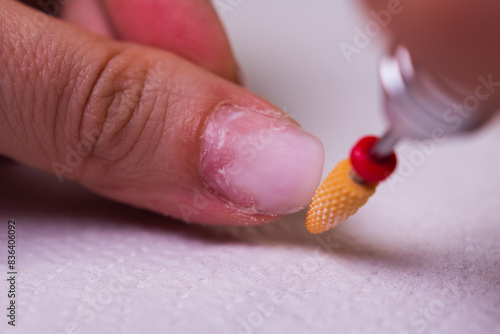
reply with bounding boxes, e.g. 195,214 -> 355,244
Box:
0,0 -> 278,225
1,0 -> 498,225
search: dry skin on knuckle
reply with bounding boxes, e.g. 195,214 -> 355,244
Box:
77,47 -> 169,177
0,2 -> 171,177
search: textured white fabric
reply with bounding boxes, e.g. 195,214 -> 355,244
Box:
1,1 -> 500,333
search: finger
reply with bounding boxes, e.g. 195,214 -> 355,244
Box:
57,0 -> 116,38
0,1 -> 324,225
362,0 -> 500,103
60,0 -> 238,81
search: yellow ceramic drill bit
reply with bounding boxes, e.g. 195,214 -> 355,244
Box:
305,159 -> 377,234
306,135 -> 397,234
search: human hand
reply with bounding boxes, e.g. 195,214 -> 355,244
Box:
363,0 -> 500,104
0,0 -> 324,225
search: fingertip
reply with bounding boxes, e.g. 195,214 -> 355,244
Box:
200,105 -> 325,217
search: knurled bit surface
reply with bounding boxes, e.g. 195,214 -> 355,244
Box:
306,159 -> 377,234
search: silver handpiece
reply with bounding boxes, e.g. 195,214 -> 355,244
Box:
371,45 -> 498,159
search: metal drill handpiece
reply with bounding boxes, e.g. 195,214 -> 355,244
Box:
380,46 -> 498,140
305,45 -> 498,234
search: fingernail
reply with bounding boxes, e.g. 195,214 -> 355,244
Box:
201,105 -> 324,215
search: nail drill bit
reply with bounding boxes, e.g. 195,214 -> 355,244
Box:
306,133 -> 397,234
306,45 -> 498,234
